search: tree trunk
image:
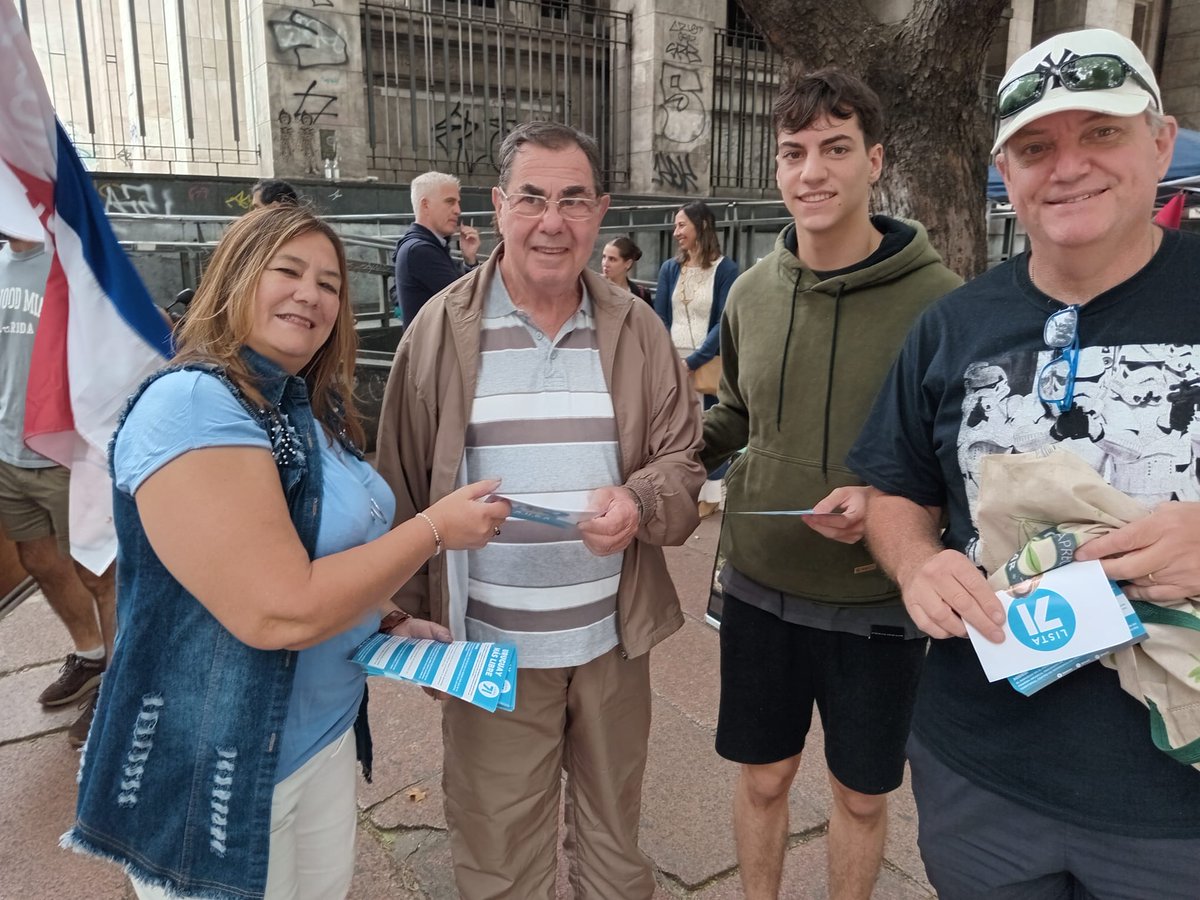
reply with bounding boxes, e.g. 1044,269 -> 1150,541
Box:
736,0 -> 1011,277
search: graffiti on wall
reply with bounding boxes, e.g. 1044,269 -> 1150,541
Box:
269,10 -> 348,68
653,19 -> 710,194
224,189 -> 254,210
268,6 -> 349,177
657,21 -> 707,146
97,182 -> 175,216
651,152 -> 698,193
433,101 -> 518,174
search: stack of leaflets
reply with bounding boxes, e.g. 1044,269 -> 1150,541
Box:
352,633 -> 517,712
965,559 -> 1147,696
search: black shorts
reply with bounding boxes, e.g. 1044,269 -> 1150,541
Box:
715,592 -> 927,795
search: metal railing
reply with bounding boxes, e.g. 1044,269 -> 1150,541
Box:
361,0 -> 631,186
18,0 -> 258,173
712,28 -> 783,193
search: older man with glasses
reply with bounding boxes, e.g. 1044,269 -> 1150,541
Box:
847,27 -> 1200,899
375,121 -> 704,899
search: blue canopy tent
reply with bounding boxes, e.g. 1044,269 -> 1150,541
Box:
986,127 -> 1200,201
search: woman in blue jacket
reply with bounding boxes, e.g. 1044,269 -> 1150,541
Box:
655,201 -> 738,515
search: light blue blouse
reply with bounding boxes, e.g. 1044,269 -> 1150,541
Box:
113,370 -> 396,781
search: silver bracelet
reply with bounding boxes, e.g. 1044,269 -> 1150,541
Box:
416,512 -> 442,556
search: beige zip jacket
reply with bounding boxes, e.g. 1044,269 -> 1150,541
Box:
375,247 -> 705,660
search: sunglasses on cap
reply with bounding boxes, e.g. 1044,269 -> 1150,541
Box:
997,53 -> 1159,120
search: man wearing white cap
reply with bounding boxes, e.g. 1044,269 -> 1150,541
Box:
847,28 -> 1200,898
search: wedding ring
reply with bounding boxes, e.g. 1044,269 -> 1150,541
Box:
1148,570 -> 1158,584
493,526 -> 502,536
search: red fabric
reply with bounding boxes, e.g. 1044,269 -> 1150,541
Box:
1154,191 -> 1186,229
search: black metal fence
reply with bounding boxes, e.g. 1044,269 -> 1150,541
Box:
361,0 -> 631,186
711,27 -> 782,193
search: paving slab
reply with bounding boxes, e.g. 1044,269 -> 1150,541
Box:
0,734 -> 131,900
649,617 -> 722,730
348,824 -> 423,899
0,662 -> 86,745
640,694 -> 826,891
369,774 -> 446,831
0,593 -> 74,675
357,676 -> 446,810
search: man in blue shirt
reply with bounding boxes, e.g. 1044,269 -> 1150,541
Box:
393,171 -> 480,324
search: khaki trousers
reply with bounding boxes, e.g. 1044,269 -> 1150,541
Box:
442,646 -> 655,900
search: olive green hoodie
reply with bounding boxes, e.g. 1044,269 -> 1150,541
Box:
702,217 -> 962,605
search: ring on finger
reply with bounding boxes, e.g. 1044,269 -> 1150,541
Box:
493,526 -> 502,536
1148,570 -> 1159,584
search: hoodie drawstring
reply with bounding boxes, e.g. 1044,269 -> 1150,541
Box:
820,282 -> 846,480
775,273 -> 803,431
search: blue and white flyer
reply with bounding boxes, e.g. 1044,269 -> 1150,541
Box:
351,633 -> 517,712
487,493 -> 599,528
1006,580 -> 1147,695
965,559 -> 1147,684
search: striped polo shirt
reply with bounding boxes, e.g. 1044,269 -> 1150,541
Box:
463,272 -> 623,668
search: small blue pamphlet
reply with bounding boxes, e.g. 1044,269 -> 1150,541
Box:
351,633 -> 518,712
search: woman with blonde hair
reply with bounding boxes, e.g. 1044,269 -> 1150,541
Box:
66,205 -> 509,900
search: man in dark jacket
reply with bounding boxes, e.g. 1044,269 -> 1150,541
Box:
393,171 -> 479,323
701,70 -> 961,900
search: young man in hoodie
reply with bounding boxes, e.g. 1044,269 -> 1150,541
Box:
701,69 -> 961,900
392,170 -> 480,324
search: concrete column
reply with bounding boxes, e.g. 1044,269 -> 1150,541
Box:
243,0 -> 369,180
628,0 -> 724,195
1084,0 -> 1136,33
1160,0 -> 1200,129
1007,0 -> 1036,68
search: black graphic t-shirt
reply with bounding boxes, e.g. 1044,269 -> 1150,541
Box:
847,227 -> 1200,837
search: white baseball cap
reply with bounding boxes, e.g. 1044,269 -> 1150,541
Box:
991,28 -> 1161,156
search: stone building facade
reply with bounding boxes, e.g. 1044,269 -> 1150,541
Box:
18,0 -> 1198,194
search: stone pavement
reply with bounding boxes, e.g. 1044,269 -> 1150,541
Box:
0,513 -> 934,899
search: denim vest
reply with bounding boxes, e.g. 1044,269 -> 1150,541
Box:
67,349 -> 363,900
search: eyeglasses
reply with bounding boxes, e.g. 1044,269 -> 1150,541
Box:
1037,306 -> 1080,414
997,54 -> 1160,120
498,187 -> 600,220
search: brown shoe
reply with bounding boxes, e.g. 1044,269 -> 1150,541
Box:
67,690 -> 98,749
38,653 -> 105,707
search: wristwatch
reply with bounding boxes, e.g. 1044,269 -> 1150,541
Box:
379,609 -> 412,633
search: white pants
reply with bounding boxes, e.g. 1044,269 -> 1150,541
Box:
132,726 -> 358,900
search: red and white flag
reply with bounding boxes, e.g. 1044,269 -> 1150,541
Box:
0,2 -> 171,573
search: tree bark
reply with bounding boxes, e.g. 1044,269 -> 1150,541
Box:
736,0 -> 1011,277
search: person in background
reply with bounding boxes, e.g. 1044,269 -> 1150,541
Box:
654,201 -> 739,516
250,179 -> 300,209
66,205 -> 508,900
602,237 -> 651,303
0,231 -> 116,747
393,170 -> 480,324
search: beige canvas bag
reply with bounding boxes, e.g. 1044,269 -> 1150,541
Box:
976,447 -> 1200,769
